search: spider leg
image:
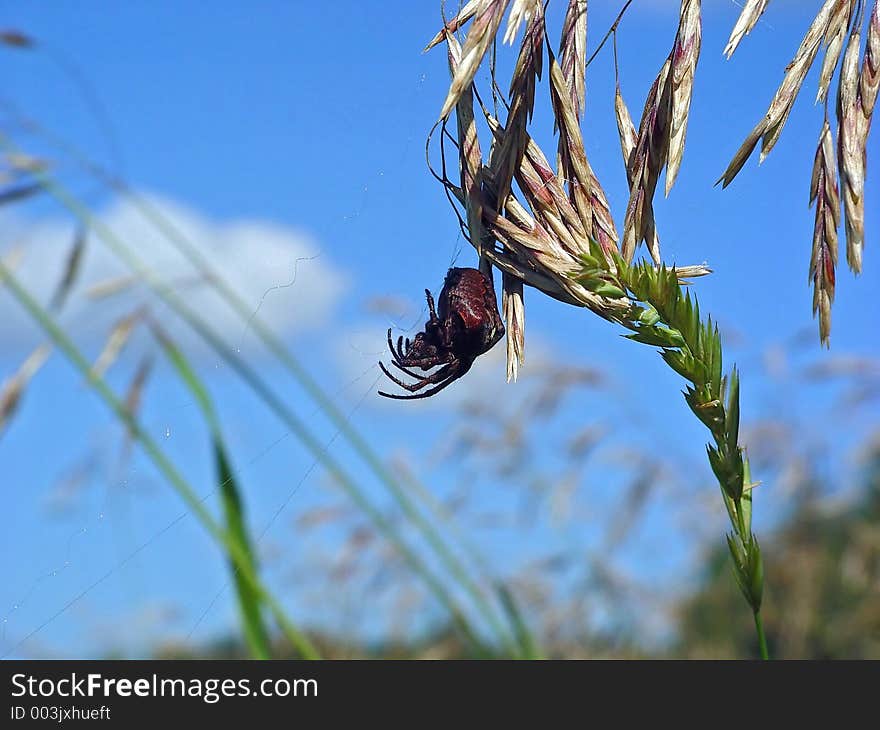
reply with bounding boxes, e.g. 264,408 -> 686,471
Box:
378,361 -> 419,391
390,360 -> 432,380
394,351 -> 455,370
386,330 -> 416,365
390,358 -> 455,381
386,328 -> 399,359
378,360 -> 460,396
425,289 -> 438,321
379,359 -> 458,392
379,360 -> 472,400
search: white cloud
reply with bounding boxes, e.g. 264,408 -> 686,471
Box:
0,193 -> 347,353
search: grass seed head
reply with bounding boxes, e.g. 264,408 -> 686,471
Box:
559,0 -> 588,120
0,344 -> 51,437
622,57 -> 672,262
861,1 -> 880,115
724,0 -> 771,59
616,82 -> 661,263
719,0 -> 839,187
432,1 -> 709,378
837,12 -> 868,273
438,0 -> 513,121
424,0 -> 480,52
502,272 -> 525,382
665,0 -> 702,197
504,0 -> 539,45
809,120 -> 841,346
816,0 -> 853,104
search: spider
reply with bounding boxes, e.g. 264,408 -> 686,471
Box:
379,267 -> 505,400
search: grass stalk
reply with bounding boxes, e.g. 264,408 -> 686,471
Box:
119,192 -> 517,652
152,324 -> 272,659
0,259 -> 319,659
0,130 -> 516,653
576,242 -> 768,658
753,609 -> 769,660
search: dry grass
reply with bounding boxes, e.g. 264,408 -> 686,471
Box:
620,56 -> 672,264
724,0 -> 771,59
0,344 -> 51,437
559,0 -> 587,120
665,0 -> 701,197
420,0 -> 877,659
428,0 -> 712,380
720,0 -> 877,344
810,119 -> 841,346
839,1 -> 879,275
718,0 -> 839,187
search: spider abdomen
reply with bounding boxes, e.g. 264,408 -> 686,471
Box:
439,268 -> 505,357
378,267 -> 505,400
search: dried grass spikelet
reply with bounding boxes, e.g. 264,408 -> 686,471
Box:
445,32 -> 488,265
519,132 -> 591,251
618,0 -> 699,262
719,0 -> 840,188
548,47 -> 619,255
724,0 -> 771,59
437,0 -> 513,121
665,0 -> 702,197
817,0 -> 855,104
504,0 -> 538,44
433,1 -> 710,379
478,190 -> 625,316
485,114 -> 593,263
92,308 -> 144,378
435,1 -> 622,318
809,119 -> 840,346
0,343 -> 51,437
614,82 -> 638,182
424,0 -> 480,52
837,10 -> 865,272
838,0 -> 879,274
559,0 -> 587,120
502,272 -> 525,382
4,152 -> 48,175
489,0 -> 544,207
446,25 -> 530,380
622,56 -> 672,263
615,82 -> 661,264
479,113 -> 710,306
50,225 -> 87,312
85,274 -> 139,300
864,0 -> 880,115
474,132 -> 623,313
123,356 -> 153,439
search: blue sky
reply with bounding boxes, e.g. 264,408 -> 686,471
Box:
0,1 -> 878,657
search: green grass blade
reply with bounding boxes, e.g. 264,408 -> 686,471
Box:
152,325 -> 272,659
0,124 -> 517,651
497,584 -> 542,660
214,441 -> 272,658
0,136 -> 488,653
0,259 -> 319,659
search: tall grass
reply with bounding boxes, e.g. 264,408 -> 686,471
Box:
0,131 -> 527,656
0,259 -> 319,659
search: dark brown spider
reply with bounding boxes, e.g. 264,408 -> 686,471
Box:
378,267 -> 505,400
